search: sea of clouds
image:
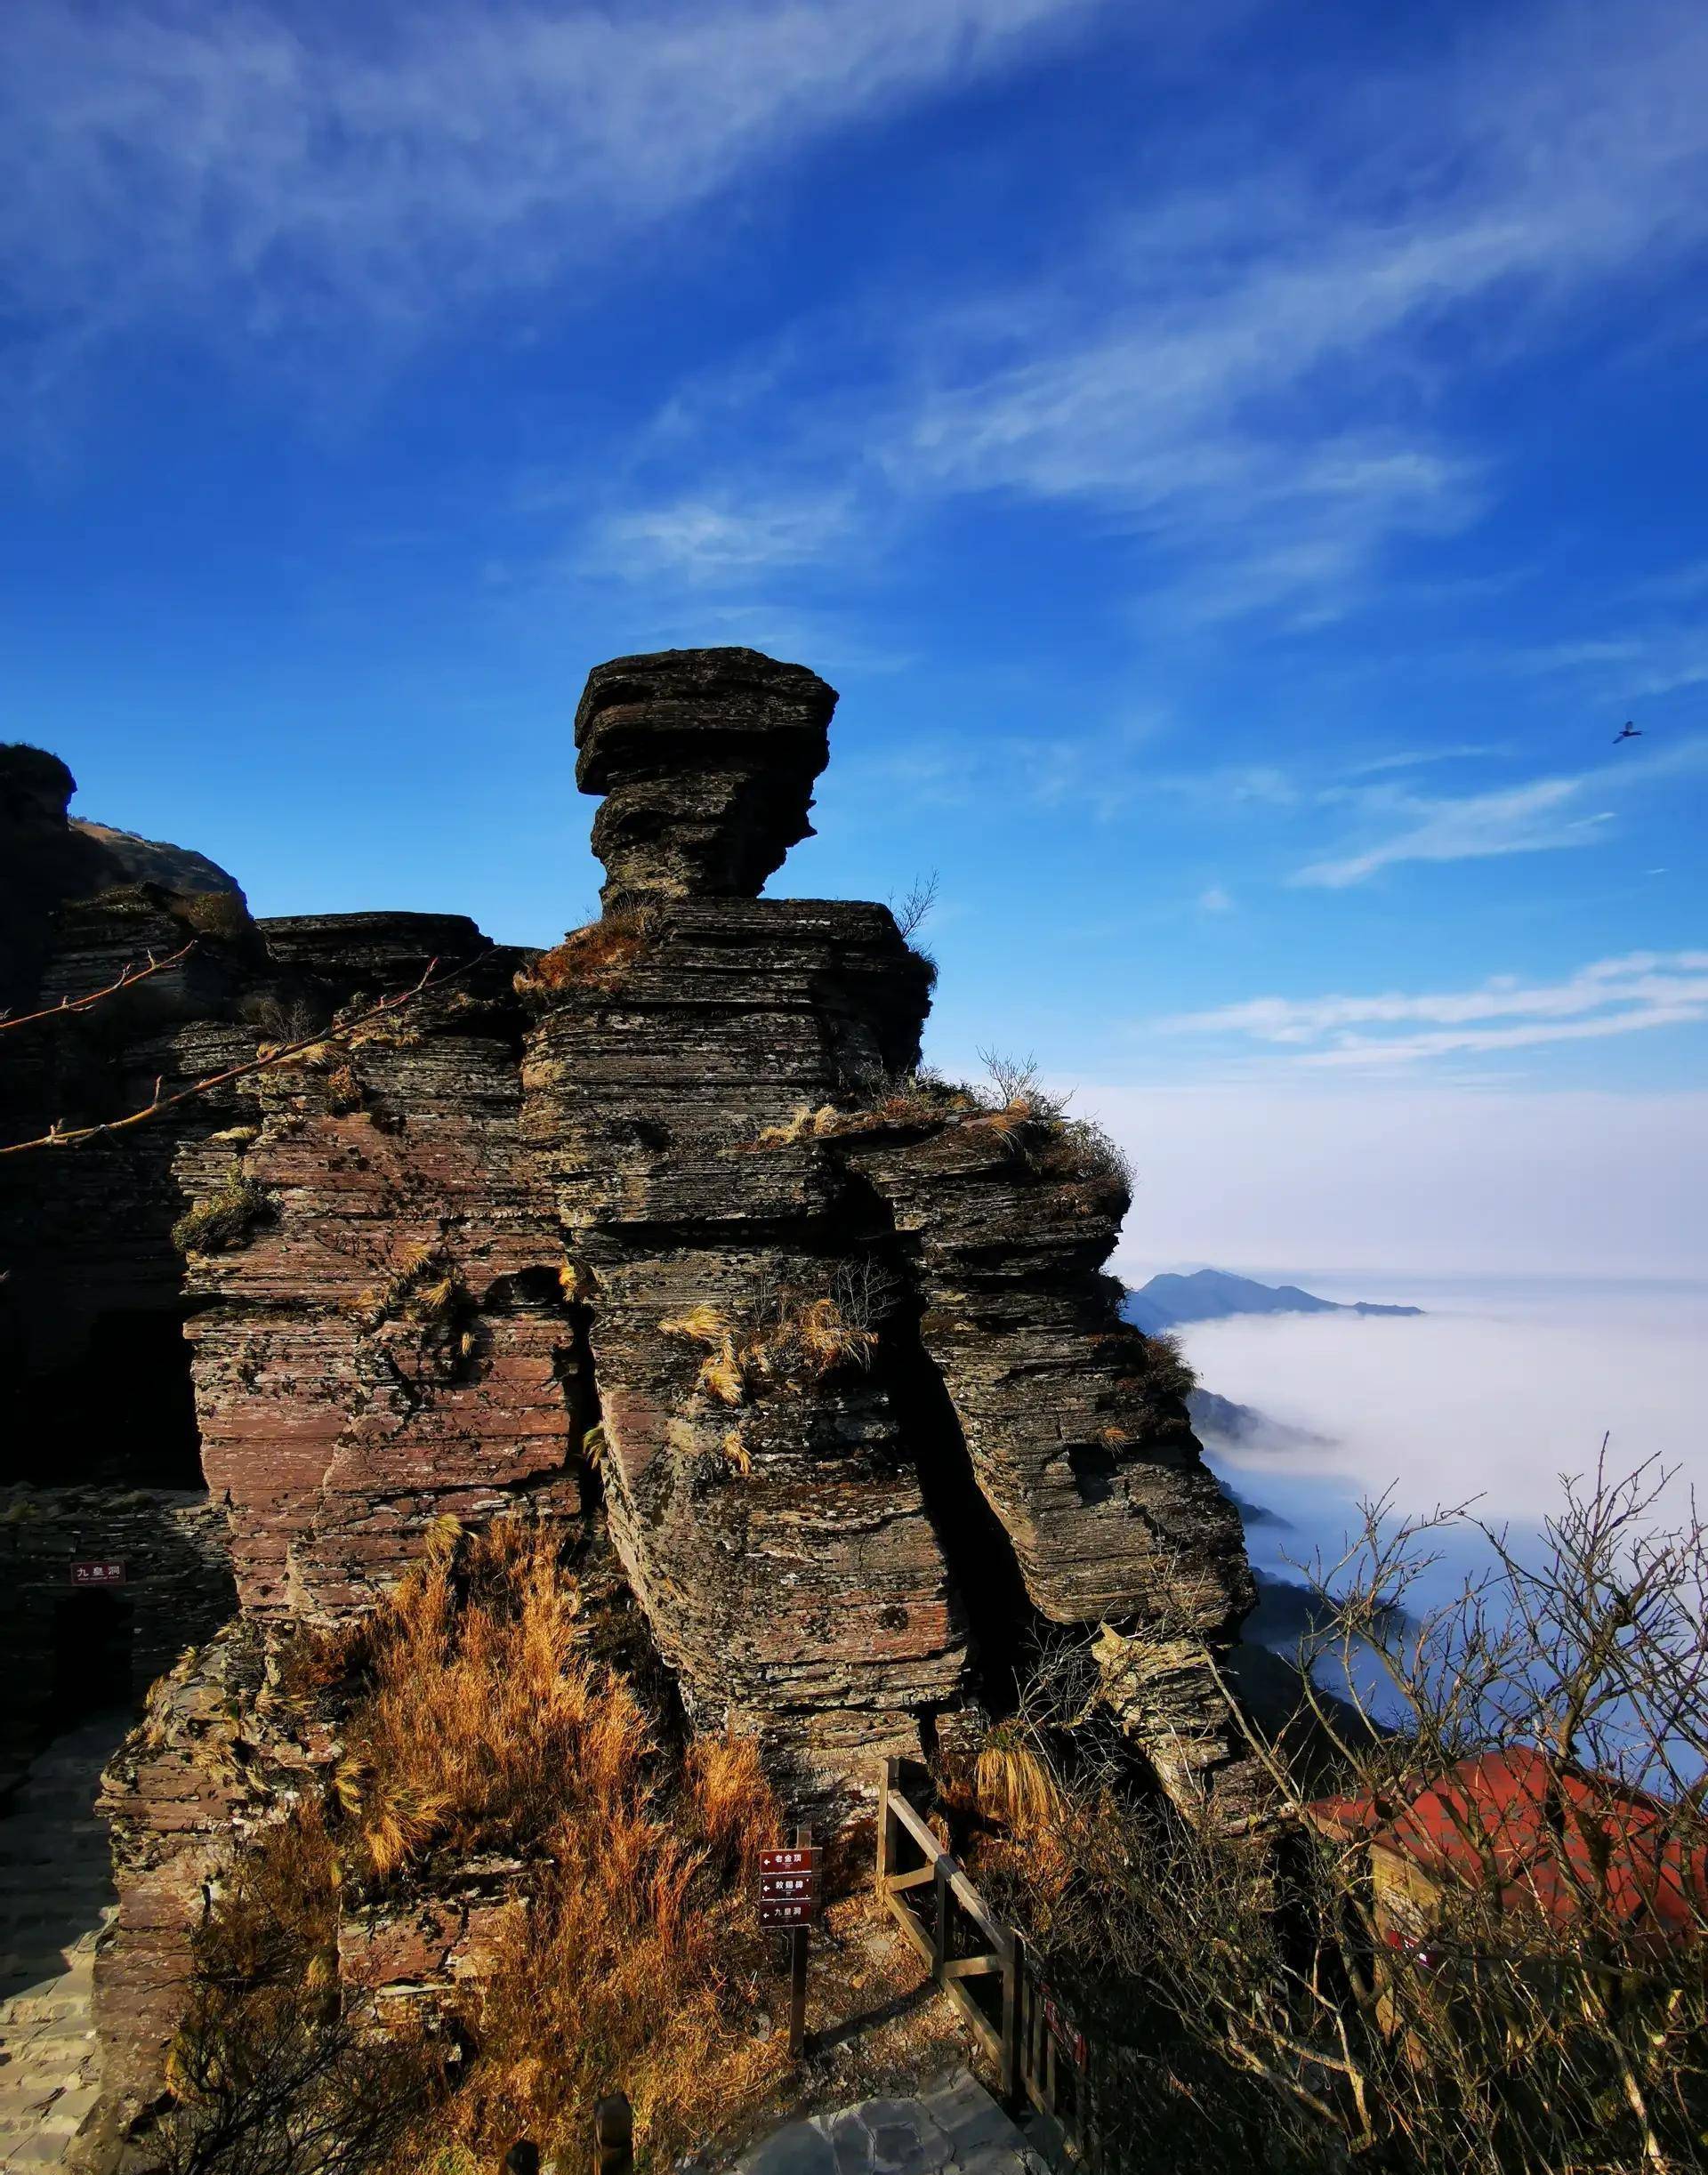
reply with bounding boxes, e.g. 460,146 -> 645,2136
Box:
1173,1273 -> 1708,1617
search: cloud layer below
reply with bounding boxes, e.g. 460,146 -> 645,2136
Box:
1183,1283 -> 1705,1543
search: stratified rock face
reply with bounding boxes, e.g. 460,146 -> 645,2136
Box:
0,884 -> 262,1507
94,1620 -> 330,2120
575,647 -> 834,913
833,1119 -> 1253,1633
525,645 -> 1261,1811
184,914 -> 584,1619
521,897 -> 973,1792
0,741 -> 244,1013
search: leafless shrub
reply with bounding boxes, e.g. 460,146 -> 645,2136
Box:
150,1808 -> 442,2175
973,1048 -> 1068,1126
959,1453 -> 1708,2174
238,991 -> 328,1044
890,872 -> 939,940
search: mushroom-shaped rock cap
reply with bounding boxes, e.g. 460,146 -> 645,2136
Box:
574,646 -> 836,910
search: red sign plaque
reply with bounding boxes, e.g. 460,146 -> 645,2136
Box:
69,1560 -> 126,1588
760,1871 -> 818,1903
757,1844 -> 820,1928
758,1846 -> 820,1875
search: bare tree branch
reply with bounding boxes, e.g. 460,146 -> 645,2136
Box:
0,950 -> 490,1156
0,938 -> 198,1031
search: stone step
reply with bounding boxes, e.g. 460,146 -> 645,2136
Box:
0,1716 -> 133,2175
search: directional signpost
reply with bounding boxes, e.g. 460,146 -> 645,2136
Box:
759,1830 -> 818,2056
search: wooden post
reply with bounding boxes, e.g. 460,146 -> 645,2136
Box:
999,1929 -> 1022,2109
787,1822 -> 812,2060
593,2091 -> 632,2175
931,1849 -> 949,1978
877,1756 -> 898,1894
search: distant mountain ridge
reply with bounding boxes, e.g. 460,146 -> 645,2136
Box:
1124,1267 -> 1423,1337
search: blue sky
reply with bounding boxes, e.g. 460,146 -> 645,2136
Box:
4,0 -> 1705,1275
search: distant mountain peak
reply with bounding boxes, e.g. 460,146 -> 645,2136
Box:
1124,1267 -> 1422,1336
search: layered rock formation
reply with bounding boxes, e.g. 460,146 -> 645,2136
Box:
0,652 -> 1266,2133
576,648 -> 834,912
524,648 -> 1260,1818
181,913 -> 583,1619
521,887 -> 973,1786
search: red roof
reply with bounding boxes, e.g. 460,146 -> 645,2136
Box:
1309,1749 -> 1708,1947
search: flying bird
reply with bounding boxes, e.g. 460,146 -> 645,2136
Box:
1613,721 -> 1642,743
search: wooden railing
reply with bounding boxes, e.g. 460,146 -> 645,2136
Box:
876,1759 -> 1103,2167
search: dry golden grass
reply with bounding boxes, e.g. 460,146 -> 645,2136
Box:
746,1073 -> 975,1150
353,1242 -> 472,1333
966,1094 -> 1035,1140
514,910 -> 657,1003
698,1341 -> 748,1406
170,1523 -> 788,2172
662,1287 -> 879,1408
660,1302 -> 729,1344
790,1295 -> 877,1375
754,1102 -> 842,1148
348,1525 -> 784,2167
973,1724 -> 1072,1846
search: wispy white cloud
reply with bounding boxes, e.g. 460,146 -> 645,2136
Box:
1291,735 -> 1708,888
577,0 -> 1708,630
1512,628 -> 1708,701
1158,951 -> 1708,1069
1293,775 -> 1612,888
0,0 -> 1111,388
592,491 -> 855,583
1343,745 -> 1506,777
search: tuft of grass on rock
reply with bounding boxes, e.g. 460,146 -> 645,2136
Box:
166,889 -> 253,945
172,1170 -> 273,1255
662,1266 -> 890,1411
514,909 -> 658,1005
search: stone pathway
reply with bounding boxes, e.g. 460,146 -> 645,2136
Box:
735,2069 -> 1049,2175
0,1714 -> 127,2172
